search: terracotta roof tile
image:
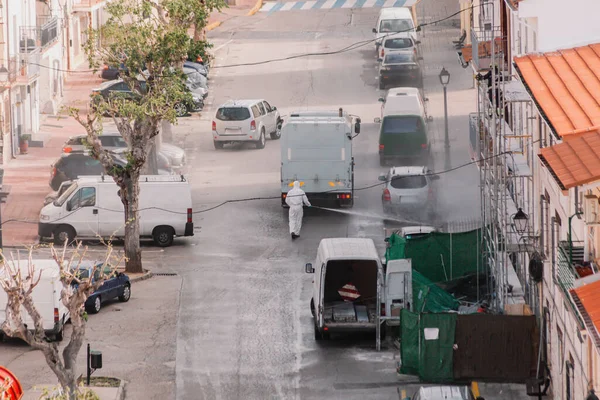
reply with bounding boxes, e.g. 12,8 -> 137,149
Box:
538,132 -> 600,190
514,43 -> 600,139
571,280 -> 600,341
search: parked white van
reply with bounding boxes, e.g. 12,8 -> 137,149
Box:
373,7 -> 417,51
38,175 -> 194,247
0,260 -> 69,341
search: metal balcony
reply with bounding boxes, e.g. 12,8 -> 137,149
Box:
470,27 -> 504,71
15,52 -> 41,84
20,16 -> 59,52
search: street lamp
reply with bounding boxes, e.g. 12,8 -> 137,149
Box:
439,67 -> 450,149
513,208 -> 529,234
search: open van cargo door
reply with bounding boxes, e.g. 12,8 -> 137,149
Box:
385,259 -> 413,326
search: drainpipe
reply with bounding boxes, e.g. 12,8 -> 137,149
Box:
65,5 -> 71,71
568,211 -> 583,266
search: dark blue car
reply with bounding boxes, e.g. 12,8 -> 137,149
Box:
76,263 -> 131,314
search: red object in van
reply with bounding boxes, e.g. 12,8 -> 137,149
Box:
0,366 -> 23,400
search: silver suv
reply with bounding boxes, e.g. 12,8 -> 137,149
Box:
212,99 -> 281,150
378,166 -> 439,220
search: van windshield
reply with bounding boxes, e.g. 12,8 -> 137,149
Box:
54,182 -> 78,207
216,107 -> 251,121
379,19 -> 414,33
382,116 -> 423,135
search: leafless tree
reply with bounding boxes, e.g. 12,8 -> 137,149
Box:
0,242 -> 124,399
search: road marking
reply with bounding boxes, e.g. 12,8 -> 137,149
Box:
280,1 -> 295,10
213,39 -> 233,53
472,381 -> 480,397
260,0 -> 417,11
302,0 -> 317,9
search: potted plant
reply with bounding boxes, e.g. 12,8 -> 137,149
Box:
19,134 -> 31,154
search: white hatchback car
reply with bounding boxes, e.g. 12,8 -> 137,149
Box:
378,35 -> 419,61
379,166 -> 439,220
212,99 -> 281,150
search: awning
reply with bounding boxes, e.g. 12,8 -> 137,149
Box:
514,43 -> 600,140
538,133 -> 600,190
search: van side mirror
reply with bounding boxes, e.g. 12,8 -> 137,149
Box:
305,263 -> 314,274
377,58 -> 383,62
378,174 -> 387,182
378,97 -> 385,103
66,201 -> 72,212
272,106 -> 277,111
374,117 -> 381,124
372,28 -> 377,34
354,119 -> 361,134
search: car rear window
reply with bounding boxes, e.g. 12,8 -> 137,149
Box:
99,136 -> 127,147
384,38 -> 413,49
216,107 -> 251,121
385,53 -> 415,63
390,175 -> 427,189
382,116 -> 423,134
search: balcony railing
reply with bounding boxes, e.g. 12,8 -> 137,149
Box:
0,56 -> 18,85
20,16 -> 59,52
557,241 -> 586,327
15,52 -> 41,82
470,27 -> 504,71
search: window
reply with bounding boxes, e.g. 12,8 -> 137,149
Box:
566,355 -> 574,400
557,326 -> 564,367
384,38 -> 413,49
251,105 -> 260,118
257,102 -> 266,115
216,107 -> 251,121
390,175 -> 427,189
263,101 -> 272,112
379,19 -> 414,33
69,187 -> 96,210
99,136 -> 127,148
382,116 -> 423,135
384,53 -> 415,64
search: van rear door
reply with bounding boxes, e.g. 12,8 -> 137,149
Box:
380,115 -> 427,158
385,259 -> 413,325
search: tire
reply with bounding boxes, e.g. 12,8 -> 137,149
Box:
87,296 -> 101,314
379,80 -> 386,90
255,129 -> 266,149
174,103 -> 187,117
119,283 -> 131,302
379,156 -> 386,167
153,226 -> 174,247
214,141 -> 224,149
270,120 -> 282,140
55,328 -> 64,342
53,225 -> 76,246
310,298 -> 315,317
314,324 -> 322,341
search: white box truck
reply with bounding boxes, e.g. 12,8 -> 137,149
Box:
305,238 -> 412,343
0,260 -> 69,341
38,175 -> 194,247
280,109 -> 361,208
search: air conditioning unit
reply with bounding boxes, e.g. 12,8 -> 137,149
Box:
584,194 -> 599,224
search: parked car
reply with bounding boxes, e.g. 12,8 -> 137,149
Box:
378,166 -> 439,220
91,79 -> 203,117
184,60 -> 208,77
183,67 -> 208,99
212,99 -> 282,150
75,262 -> 131,314
100,63 -> 124,80
378,35 -> 419,60
62,133 -> 186,169
49,151 -> 172,191
404,385 -> 482,400
378,52 -> 423,89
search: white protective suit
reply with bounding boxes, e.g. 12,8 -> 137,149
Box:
285,181 -> 311,236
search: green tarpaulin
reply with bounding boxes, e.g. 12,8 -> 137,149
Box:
386,229 -> 484,283
413,270 -> 460,313
399,309 -> 419,375
419,313 -> 457,382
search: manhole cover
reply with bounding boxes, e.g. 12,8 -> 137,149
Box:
154,272 -> 178,276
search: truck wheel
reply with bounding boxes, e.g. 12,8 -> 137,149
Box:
55,328 -> 64,342
153,226 -> 174,247
214,141 -> 224,149
87,296 -> 102,314
310,298 -> 315,317
54,225 -> 76,246
271,120 -> 282,140
379,157 -> 386,167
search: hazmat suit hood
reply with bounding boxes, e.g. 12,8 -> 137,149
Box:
293,181 -> 300,189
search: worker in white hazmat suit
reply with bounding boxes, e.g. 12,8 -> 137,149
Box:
285,181 -> 311,239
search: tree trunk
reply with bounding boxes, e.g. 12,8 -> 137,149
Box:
122,172 -> 143,273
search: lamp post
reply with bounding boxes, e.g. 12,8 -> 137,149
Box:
439,67 -> 450,149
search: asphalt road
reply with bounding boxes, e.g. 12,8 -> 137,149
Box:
0,0 -> 529,399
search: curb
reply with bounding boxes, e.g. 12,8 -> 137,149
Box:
129,270 -> 154,283
204,20 -> 222,32
116,378 -> 126,400
247,0 -> 263,16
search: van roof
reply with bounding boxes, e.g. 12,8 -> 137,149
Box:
287,110 -> 351,124
75,175 -> 187,184
383,88 -> 424,117
318,238 -> 380,261
417,386 -> 473,400
0,260 -> 61,279
378,7 -> 413,19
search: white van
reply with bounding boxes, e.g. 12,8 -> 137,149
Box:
38,175 -> 194,247
0,260 -> 69,341
373,7 -> 417,51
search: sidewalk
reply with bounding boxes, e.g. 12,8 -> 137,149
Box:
203,0 -> 261,30
1,64 -> 100,248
